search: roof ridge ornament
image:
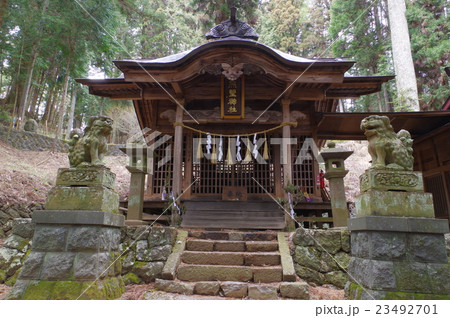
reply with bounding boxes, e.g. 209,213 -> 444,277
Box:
205,7 -> 259,41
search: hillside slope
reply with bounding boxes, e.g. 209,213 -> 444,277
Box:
0,141 -> 130,205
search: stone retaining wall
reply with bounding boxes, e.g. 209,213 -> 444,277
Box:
0,125 -> 125,155
0,125 -> 68,152
291,227 -> 351,288
120,226 -> 177,284
0,219 -> 177,288
0,203 -> 43,238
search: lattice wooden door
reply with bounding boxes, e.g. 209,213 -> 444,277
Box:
192,137 -> 275,196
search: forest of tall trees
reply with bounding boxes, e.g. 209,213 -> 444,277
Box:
0,0 -> 448,140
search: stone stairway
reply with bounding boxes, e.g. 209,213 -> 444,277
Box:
155,230 -> 310,299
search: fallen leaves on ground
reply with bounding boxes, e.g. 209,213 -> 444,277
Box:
0,141 -> 130,205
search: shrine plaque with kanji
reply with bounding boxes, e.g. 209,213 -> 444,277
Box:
222,186 -> 247,201
221,75 -> 245,119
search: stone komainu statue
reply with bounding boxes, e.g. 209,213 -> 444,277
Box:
360,115 -> 414,171
68,116 -> 113,167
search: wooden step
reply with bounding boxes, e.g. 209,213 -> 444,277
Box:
181,220 -> 285,230
181,212 -> 285,229
181,200 -> 285,230
184,200 -> 280,212
181,251 -> 281,266
183,210 -> 284,218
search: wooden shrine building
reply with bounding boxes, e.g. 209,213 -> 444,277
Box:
77,11 -> 450,229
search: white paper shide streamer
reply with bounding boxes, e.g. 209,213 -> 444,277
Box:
236,135 -> 242,162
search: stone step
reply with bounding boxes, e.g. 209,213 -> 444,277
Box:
181,251 -> 281,266
186,239 -> 279,252
187,230 -> 278,241
177,264 -> 283,283
154,279 -> 310,299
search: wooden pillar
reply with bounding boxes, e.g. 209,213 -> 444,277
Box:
171,102 -> 184,225
281,99 -> 295,230
281,99 -> 292,187
273,144 -> 283,198
172,101 -> 184,197
183,132 -> 193,199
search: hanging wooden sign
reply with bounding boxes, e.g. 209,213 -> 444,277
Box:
221,75 -> 245,119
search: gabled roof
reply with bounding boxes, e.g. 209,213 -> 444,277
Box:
113,37 -> 354,72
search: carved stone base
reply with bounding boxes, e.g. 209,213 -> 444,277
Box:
360,169 -> 424,193
356,190 -> 435,218
55,166 -> 115,189
46,186 -> 119,214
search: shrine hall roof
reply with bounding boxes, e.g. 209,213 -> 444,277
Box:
112,37 -> 354,71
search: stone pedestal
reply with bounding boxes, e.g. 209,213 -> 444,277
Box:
7,167 -> 125,299
346,170 -> 450,300
46,167 -> 119,214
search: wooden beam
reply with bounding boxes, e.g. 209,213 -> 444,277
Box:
140,86 -> 325,101
171,82 -> 183,96
125,71 -> 345,84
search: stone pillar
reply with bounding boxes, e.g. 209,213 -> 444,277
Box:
321,143 -> 353,227
121,145 -> 149,225
346,169 -> 450,299
7,167 -> 125,300
126,168 -> 146,225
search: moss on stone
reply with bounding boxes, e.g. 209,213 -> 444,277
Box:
22,280 -> 56,300
294,264 -> 325,285
347,283 -> 363,300
347,283 -> 450,300
0,269 -> 7,283
51,281 -> 84,299
77,278 -> 125,300
15,237 -> 31,252
110,252 -> 122,275
123,272 -> 141,285
78,281 -> 106,300
5,267 -> 21,286
382,291 -> 450,300
133,261 -> 148,270
23,248 -> 31,259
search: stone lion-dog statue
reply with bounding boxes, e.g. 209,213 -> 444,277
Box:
360,115 -> 414,171
68,115 -> 113,167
